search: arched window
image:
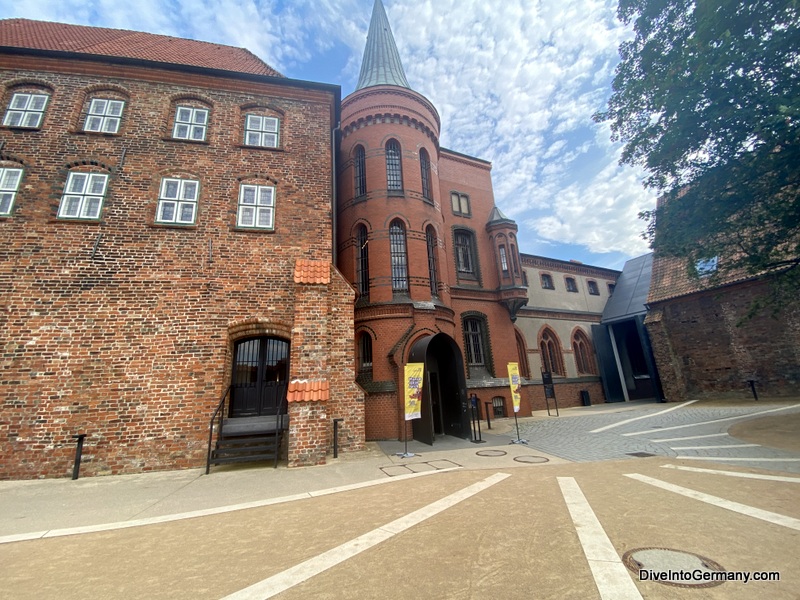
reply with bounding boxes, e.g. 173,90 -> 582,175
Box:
565,277 -> 579,293
540,327 -> 565,376
354,145 -> 366,197
385,139 -> 403,191
358,332 -> 373,375
426,225 -> 439,298
356,224 -> 370,299
419,148 -> 432,201
390,220 -> 408,292
572,329 -> 596,375
540,273 -> 554,289
515,331 -> 530,378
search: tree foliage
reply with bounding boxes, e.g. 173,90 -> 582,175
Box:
595,0 -> 800,305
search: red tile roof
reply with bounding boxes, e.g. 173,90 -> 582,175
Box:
294,259 -> 330,285
0,18 -> 283,77
647,254 -> 755,304
287,380 -> 329,402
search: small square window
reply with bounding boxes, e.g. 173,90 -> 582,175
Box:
157,178 -> 199,224
3,92 -> 49,128
173,106 -> 208,141
84,98 -> 125,133
237,184 -> 275,229
244,114 -> 280,148
58,172 -> 108,219
0,167 -> 23,216
451,192 -> 470,216
587,280 -> 599,295
566,277 -> 578,293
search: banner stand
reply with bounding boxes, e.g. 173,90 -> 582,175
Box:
395,436 -> 416,459
397,363 -> 425,459
509,411 -> 529,445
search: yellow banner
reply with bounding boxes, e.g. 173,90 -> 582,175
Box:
404,363 -> 425,420
508,362 -> 522,413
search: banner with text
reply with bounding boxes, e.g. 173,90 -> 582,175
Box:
508,362 -> 522,413
404,363 -> 425,420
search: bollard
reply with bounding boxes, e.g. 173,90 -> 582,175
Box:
747,380 -> 759,401
484,401 -> 492,429
333,418 -> 344,458
72,434 -> 87,480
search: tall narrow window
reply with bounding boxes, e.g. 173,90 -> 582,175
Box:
510,243 -> 520,275
464,318 -> 485,367
58,172 -> 108,220
499,245 -> 509,274
0,167 -> 23,216
541,273 -> 554,289
454,230 -> 474,274
419,148 -> 432,201
385,140 -> 403,191
572,330 -> 596,375
358,333 -> 373,374
565,277 -> 578,293
426,225 -> 439,297
587,280 -> 599,295
354,145 -> 367,197
540,327 -> 564,376
451,191 -> 470,216
390,220 -> 408,292
515,331 -> 531,378
356,224 -> 370,299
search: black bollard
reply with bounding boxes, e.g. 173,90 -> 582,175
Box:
333,418 -> 344,458
484,401 -> 492,429
747,380 -> 759,401
72,434 -> 87,480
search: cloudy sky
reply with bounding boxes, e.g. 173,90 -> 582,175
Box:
2,0 -> 657,270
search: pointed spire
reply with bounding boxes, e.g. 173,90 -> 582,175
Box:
356,0 -> 410,90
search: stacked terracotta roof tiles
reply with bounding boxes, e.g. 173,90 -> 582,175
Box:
287,380 -> 329,402
294,259 -> 330,284
0,18 -> 283,77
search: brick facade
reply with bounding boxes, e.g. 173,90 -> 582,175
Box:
0,35 -> 365,479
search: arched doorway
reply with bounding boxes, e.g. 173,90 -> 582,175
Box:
408,333 -> 470,444
230,336 -> 290,417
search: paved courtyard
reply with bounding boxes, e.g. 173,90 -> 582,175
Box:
1,398 -> 799,599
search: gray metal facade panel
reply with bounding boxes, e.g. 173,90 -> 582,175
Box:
601,253 -> 653,324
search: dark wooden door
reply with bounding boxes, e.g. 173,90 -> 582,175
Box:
230,337 -> 289,417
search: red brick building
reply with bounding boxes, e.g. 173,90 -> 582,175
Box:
336,0 -> 535,444
0,18 -> 364,479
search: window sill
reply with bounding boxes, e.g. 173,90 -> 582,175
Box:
72,130 -> 122,137
236,144 -> 285,152
161,137 -> 210,145
387,189 -> 405,197
49,217 -> 102,224
2,125 -> 42,131
233,226 -> 275,234
148,222 -> 198,230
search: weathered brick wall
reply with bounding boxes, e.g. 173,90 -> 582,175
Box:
646,279 -> 800,401
0,59 -> 348,478
288,400 -> 327,467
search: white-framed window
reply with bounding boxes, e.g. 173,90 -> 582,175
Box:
172,106 -> 208,141
237,184 -> 275,229
0,167 -> 23,216
3,92 -> 49,128
244,115 -> 279,147
84,99 -> 125,133
157,178 -> 199,224
58,172 -> 109,219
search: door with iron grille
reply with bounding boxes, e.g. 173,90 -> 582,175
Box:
230,337 -> 290,417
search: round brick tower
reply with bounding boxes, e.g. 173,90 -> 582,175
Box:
337,0 -> 467,441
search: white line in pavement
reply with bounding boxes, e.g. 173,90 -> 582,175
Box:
625,473 -> 800,531
675,456 -> 800,462
0,467 -> 463,545
221,473 -> 511,600
661,464 -> 800,483
590,400 -> 697,433
621,403 -> 800,437
650,433 -> 728,442
670,444 -> 760,450
557,477 -> 642,600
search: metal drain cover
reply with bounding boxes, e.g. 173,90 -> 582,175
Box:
622,548 -> 726,588
476,449 -> 507,457
513,455 -> 549,464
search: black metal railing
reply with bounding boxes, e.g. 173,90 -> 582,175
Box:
206,385 -> 232,475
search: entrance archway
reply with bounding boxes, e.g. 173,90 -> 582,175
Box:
230,336 -> 289,417
408,333 -> 470,444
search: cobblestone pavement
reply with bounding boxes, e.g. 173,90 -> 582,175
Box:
517,400 -> 800,473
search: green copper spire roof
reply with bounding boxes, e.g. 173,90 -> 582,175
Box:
355,0 -> 410,90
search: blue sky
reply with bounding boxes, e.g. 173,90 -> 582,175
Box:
1,0 -> 657,270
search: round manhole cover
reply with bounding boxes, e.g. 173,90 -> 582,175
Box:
622,548 -> 726,588
476,449 -> 507,457
513,455 -> 549,464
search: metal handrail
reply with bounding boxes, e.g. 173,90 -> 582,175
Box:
206,385 -> 231,475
